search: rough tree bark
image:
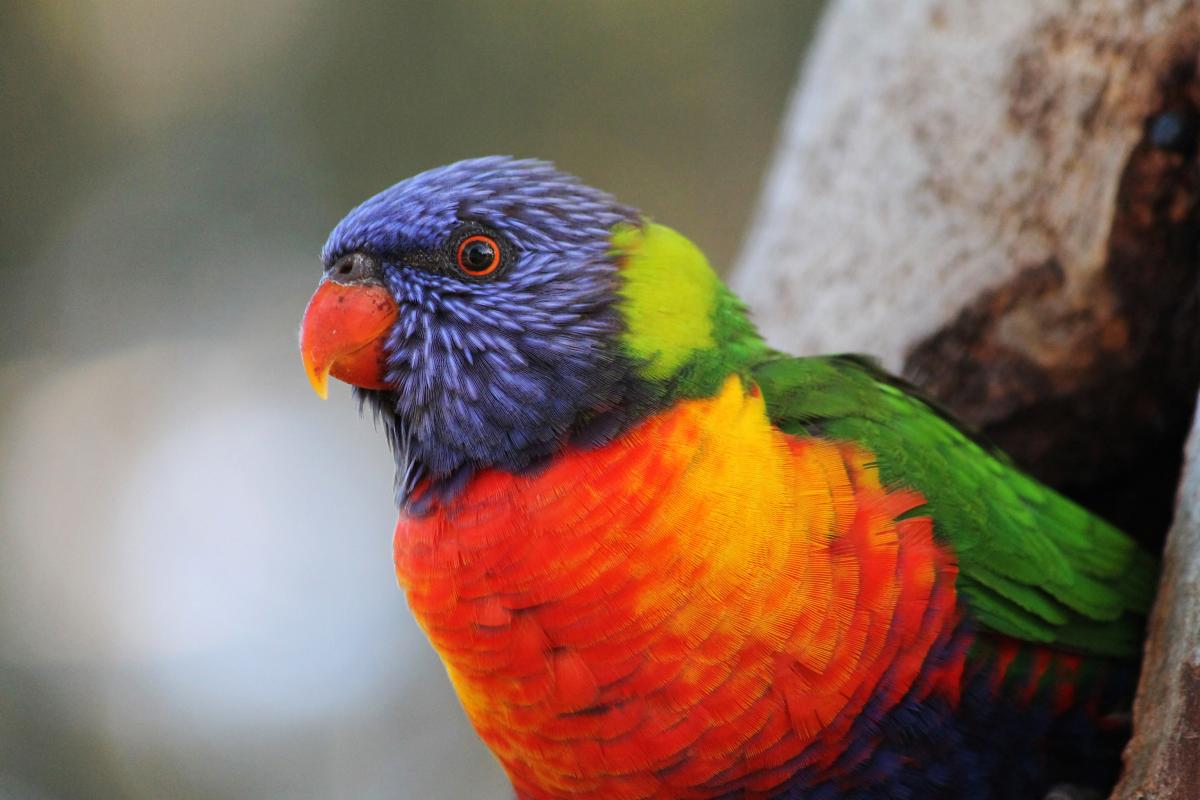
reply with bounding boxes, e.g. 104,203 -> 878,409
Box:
732,1 -> 1200,797
1118,423 -> 1200,799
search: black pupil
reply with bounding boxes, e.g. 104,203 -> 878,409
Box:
462,240 -> 495,270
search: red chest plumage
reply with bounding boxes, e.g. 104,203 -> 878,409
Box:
394,378 -> 964,800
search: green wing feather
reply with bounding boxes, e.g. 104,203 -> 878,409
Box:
750,354 -> 1157,658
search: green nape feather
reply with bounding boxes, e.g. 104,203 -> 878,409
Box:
611,221 -> 1156,658
752,355 -> 1157,658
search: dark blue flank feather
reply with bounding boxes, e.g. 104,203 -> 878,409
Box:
323,157 -> 655,508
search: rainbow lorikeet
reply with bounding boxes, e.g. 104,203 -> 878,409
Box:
299,157 -> 1156,800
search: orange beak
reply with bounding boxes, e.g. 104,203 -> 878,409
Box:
299,279 -> 398,398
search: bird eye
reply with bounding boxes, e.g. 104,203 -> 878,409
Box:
455,235 -> 502,277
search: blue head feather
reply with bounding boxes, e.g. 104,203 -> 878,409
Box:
322,157 -> 653,507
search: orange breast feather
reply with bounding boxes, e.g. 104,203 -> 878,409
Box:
394,376 -> 963,800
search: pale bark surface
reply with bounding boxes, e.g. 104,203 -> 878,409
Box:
733,1 -> 1200,797
737,0 -> 1195,368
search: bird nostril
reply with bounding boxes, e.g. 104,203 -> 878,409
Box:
327,252 -> 378,283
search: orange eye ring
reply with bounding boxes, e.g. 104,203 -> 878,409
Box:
455,235 -> 502,277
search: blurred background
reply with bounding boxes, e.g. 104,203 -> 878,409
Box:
1,2 -> 824,798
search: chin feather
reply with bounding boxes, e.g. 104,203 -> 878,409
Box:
356,388 -> 426,507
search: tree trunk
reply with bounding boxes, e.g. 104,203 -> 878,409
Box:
732,1 -> 1200,796
1116,413 -> 1200,799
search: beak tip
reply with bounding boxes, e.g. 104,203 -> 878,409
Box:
304,359 -> 331,400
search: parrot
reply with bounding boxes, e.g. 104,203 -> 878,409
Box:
298,157 -> 1156,800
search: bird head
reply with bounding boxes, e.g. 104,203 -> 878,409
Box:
300,157 -> 761,504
